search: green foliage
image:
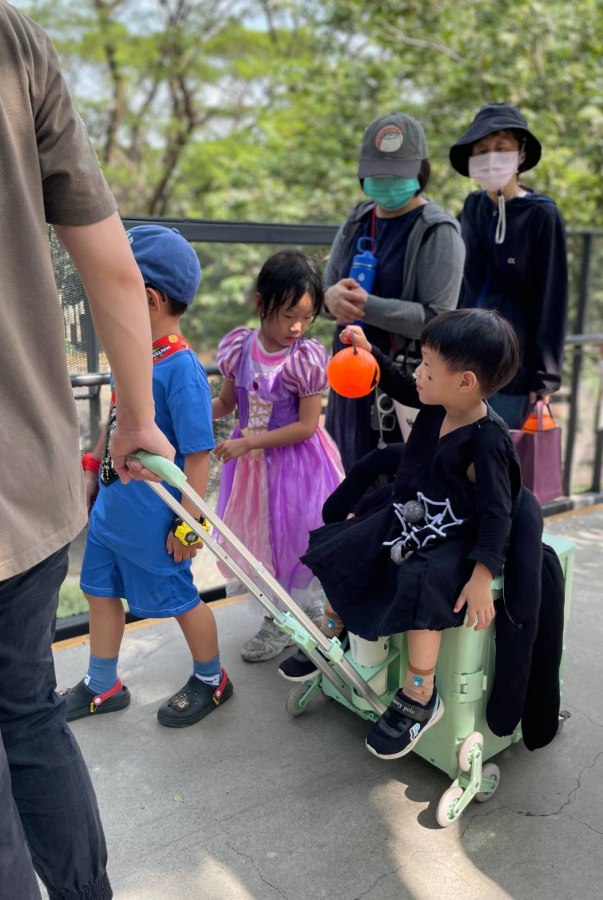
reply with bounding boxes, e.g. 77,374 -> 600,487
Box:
20,0 -> 603,351
21,0 -> 603,224
57,580 -> 89,617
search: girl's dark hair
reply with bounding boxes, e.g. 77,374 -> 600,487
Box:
256,250 -> 324,320
417,158 -> 431,193
420,308 -> 519,397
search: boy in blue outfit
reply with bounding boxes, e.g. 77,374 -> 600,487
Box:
63,225 -> 233,727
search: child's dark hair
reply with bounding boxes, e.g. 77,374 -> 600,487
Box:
164,295 -> 188,317
256,250 -> 324,320
147,285 -> 188,317
420,308 -> 519,397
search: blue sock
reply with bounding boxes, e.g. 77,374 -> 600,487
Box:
193,654 -> 221,686
86,654 -> 119,695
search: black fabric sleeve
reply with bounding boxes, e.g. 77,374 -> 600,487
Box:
528,206 -> 569,394
371,346 -> 421,408
322,444 -> 403,523
466,422 -> 513,576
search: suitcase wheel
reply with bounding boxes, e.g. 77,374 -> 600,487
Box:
475,763 -> 500,802
458,731 -> 484,772
285,683 -> 315,718
436,786 -> 465,827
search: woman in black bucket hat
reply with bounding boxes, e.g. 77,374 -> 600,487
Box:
450,103 -> 568,429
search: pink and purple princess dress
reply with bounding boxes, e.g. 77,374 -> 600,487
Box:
215,327 -> 344,613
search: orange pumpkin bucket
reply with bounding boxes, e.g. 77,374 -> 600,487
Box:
522,402 -> 558,432
327,339 -> 380,399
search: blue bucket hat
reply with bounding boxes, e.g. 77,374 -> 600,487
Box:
449,103 -> 542,177
127,225 -> 201,304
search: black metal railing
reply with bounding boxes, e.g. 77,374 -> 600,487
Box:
68,217 -> 603,497
57,218 -> 603,639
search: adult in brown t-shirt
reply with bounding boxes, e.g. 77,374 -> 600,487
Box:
0,5 -> 174,899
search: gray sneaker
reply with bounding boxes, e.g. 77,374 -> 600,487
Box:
241,617 -> 294,662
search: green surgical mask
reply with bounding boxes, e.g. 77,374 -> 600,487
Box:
363,176 -> 420,211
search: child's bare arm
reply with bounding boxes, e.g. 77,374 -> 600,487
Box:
453,562 -> 495,630
83,422 -> 108,512
181,450 -> 211,518
166,449 -> 211,563
214,394 -> 322,462
213,378 -> 236,419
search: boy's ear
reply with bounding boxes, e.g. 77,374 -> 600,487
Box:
146,286 -> 162,310
459,370 -> 478,392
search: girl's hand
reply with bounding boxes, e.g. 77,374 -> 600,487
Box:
339,325 -> 372,353
453,564 -> 495,630
214,437 -> 251,463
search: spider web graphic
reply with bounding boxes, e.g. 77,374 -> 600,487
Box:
383,491 -> 464,557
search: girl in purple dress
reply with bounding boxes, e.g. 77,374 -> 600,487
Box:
213,250 -> 344,662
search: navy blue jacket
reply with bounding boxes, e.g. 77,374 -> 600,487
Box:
459,190 -> 568,395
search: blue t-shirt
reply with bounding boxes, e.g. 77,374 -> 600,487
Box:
89,349 -> 215,574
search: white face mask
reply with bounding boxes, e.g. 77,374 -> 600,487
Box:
468,150 -> 519,192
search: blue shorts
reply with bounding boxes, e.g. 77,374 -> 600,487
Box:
80,532 -> 200,619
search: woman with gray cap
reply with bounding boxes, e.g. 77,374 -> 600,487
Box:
324,112 -> 465,471
450,103 -> 568,428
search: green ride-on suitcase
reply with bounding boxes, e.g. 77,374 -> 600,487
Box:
134,452 -> 574,829
289,532 -> 574,827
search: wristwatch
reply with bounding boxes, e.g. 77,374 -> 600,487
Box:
172,517 -> 202,547
172,516 -> 210,547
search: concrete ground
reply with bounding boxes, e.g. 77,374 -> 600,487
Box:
50,506 -> 603,900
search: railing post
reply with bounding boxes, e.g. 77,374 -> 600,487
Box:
564,234 -> 592,496
82,297 -> 101,447
592,356 -> 603,493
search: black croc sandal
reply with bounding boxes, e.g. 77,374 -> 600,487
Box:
157,669 -> 233,728
61,678 -> 131,723
365,688 -> 444,760
278,631 -> 349,683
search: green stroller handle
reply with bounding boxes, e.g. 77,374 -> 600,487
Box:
129,451 -> 187,488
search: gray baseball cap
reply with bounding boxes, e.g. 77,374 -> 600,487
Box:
358,113 -> 428,179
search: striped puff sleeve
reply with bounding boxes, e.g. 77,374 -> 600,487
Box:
215,327 -> 251,380
282,338 -> 329,397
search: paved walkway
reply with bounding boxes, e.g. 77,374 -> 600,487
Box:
50,507 -> 603,900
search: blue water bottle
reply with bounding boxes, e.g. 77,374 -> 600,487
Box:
349,236 -> 378,293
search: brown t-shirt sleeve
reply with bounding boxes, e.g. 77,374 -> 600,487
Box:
26,19 -> 117,226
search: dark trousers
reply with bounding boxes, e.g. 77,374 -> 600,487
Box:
488,391 -> 532,430
0,547 -> 112,900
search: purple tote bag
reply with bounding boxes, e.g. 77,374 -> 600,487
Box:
510,402 -> 563,505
